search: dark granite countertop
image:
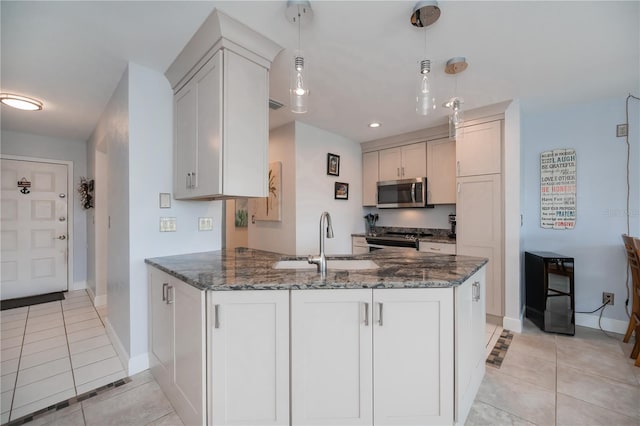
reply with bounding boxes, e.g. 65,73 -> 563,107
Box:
145,248 -> 486,291
351,233 -> 455,244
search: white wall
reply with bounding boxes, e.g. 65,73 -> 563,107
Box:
522,96 -> 640,331
1,130 -> 88,290
127,62 -> 223,370
248,122 -> 297,254
295,121 -> 362,255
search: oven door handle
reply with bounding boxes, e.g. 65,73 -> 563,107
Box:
411,183 -> 416,204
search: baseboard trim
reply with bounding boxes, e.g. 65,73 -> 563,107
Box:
575,313 -> 628,334
86,286 -> 107,307
128,353 -> 149,376
104,318 -> 130,374
502,311 -> 523,333
70,280 -> 87,291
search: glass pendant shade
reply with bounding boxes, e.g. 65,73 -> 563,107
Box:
448,98 -> 464,139
290,54 -> 308,113
416,60 -> 434,116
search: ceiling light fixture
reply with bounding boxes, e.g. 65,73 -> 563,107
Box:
443,57 -> 468,139
286,1 -> 313,114
368,122 -> 381,128
411,1 -> 440,116
0,93 -> 43,111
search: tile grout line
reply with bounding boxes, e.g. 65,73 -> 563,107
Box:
60,297 -> 81,399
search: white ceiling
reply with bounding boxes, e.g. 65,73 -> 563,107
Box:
1,1 -> 638,144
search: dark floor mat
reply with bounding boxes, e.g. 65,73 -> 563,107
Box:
1,291 -> 65,311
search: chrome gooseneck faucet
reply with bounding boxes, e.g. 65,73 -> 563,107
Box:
308,211 -> 334,274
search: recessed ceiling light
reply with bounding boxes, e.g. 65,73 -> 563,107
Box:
0,93 -> 43,111
368,122 -> 381,128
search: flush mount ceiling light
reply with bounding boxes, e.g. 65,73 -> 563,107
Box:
368,122 -> 381,128
411,1 -> 440,116
443,57 -> 468,139
0,93 -> 43,111
286,0 -> 313,114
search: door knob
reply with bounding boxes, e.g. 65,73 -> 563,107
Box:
59,217 -> 66,222
55,235 -> 67,240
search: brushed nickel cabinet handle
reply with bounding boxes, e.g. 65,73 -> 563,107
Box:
214,304 -> 220,328
162,283 -> 168,302
364,302 -> 369,326
167,286 -> 174,304
378,302 -> 384,326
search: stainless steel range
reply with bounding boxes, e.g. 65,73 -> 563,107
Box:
365,231 -> 433,251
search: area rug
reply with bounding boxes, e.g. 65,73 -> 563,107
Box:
1,291 -> 65,311
486,329 -> 514,368
6,377 -> 131,426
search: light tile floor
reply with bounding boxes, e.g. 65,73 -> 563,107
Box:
467,319 -> 640,425
4,298 -> 639,426
0,290 -> 129,424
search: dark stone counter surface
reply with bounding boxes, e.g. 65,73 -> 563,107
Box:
145,248 -> 487,291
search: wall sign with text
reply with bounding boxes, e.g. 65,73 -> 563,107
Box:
540,148 -> 576,229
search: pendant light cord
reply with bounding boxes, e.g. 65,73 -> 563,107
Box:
297,7 -> 301,53
623,93 -> 639,318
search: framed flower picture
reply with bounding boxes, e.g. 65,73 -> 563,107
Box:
327,153 -> 340,176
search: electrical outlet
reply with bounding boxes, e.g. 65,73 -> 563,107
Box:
602,292 -> 614,306
616,124 -> 628,137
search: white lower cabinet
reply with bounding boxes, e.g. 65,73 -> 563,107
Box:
149,266 -> 486,426
292,288 -> 455,426
454,268 -> 486,425
148,267 -> 206,426
209,290 -> 289,426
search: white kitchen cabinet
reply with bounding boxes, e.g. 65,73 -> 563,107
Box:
426,138 -> 456,204
148,267 -> 206,426
173,49 -> 269,200
373,289 -> 454,425
291,288 -> 454,426
456,174 -> 502,316
378,142 -> 426,181
291,290 -> 373,425
419,241 -> 456,255
352,236 -> 369,254
456,120 -> 501,177
454,268 -> 486,425
362,151 -> 379,206
209,290 -> 289,426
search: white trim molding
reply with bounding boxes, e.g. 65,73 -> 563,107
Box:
575,313 -> 628,335
86,285 -> 107,307
502,311 -> 523,333
105,317 -> 149,376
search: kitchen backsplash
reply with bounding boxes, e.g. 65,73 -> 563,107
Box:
362,204 -> 455,232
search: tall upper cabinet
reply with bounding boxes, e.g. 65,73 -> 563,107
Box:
456,119 -> 503,317
165,10 -> 281,200
378,142 -> 427,182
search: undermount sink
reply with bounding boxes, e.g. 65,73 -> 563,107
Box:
273,259 -> 379,271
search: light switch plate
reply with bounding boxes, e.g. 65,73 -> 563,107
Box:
159,193 -> 171,208
199,217 -> 213,231
160,217 -> 177,232
617,124 -> 628,137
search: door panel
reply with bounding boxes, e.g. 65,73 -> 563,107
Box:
1,158 -> 68,299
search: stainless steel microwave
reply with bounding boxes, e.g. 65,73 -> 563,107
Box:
376,177 -> 427,208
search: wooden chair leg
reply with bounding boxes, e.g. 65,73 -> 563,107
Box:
632,316 -> 640,367
623,317 -> 636,343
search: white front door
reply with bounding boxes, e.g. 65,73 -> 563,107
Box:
1,158 -> 69,299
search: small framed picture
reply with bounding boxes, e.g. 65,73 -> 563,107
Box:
327,153 -> 340,176
334,182 -> 349,200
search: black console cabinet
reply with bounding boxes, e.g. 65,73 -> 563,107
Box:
525,251 -> 575,335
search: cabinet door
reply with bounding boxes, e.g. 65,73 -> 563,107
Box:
291,290 -> 373,425
172,278 -> 206,426
362,151 -> 379,206
192,51 -> 223,198
223,50 -> 269,197
174,83 -> 197,199
211,290 -> 289,426
427,138 -> 456,204
378,147 -> 402,181
401,142 -> 427,178
454,267 -> 486,425
456,120 -> 501,176
148,268 -> 174,387
456,174 -> 502,316
373,289 -> 454,425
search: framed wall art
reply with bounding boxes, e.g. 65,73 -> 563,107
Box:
327,153 -> 340,176
334,182 -> 349,200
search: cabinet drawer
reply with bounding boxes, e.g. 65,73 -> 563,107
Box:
419,241 -> 456,255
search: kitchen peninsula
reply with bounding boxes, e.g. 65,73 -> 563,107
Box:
145,248 -> 488,426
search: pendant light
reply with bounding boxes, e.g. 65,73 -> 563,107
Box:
286,1 -> 313,114
443,57 -> 468,139
0,93 -> 43,111
411,1 -> 440,116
